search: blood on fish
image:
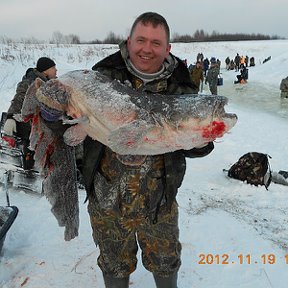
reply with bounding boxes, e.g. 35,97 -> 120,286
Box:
202,121 -> 226,138
126,140 -> 135,147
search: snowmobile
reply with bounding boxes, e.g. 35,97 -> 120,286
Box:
0,112 -> 42,194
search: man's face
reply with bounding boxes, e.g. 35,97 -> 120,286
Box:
127,22 -> 171,74
44,66 -> 57,79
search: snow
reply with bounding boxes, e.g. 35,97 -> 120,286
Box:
1,40 -> 288,288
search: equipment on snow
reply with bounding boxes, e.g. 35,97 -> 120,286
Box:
225,152 -> 272,189
0,112 -> 42,194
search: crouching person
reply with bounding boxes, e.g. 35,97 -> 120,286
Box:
84,12 -> 214,288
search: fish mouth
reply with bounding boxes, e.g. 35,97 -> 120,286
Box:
212,96 -> 237,120
62,116 -> 89,125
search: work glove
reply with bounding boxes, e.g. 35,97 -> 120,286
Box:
41,107 -> 63,122
3,118 -> 16,136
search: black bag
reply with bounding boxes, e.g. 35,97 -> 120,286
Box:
227,152 -> 272,189
217,75 -> 223,86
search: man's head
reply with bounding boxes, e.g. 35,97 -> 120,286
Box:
36,57 -> 57,79
127,12 -> 171,74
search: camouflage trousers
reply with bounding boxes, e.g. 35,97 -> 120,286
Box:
87,199 -> 181,278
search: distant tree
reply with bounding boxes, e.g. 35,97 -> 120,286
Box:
50,31 -> 64,44
103,31 -> 124,44
172,33 -> 194,43
193,29 -> 207,40
50,31 -> 81,44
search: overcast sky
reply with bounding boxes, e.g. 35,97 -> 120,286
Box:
1,0 -> 287,42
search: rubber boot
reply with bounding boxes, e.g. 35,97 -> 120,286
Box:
103,274 -> 129,288
153,273 -> 178,288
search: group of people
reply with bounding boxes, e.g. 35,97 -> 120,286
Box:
189,56 -> 221,95
225,54 -> 254,71
3,12 -> 215,288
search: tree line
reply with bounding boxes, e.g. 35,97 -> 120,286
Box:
0,30 -> 284,45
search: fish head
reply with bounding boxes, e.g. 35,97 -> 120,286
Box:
173,94 -> 238,143
194,95 -> 238,141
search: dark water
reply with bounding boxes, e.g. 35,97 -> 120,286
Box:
219,81 -> 288,119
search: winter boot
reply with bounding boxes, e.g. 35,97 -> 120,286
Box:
103,274 -> 129,288
153,273 -> 178,288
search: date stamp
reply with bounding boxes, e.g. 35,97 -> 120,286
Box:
197,253 -> 288,265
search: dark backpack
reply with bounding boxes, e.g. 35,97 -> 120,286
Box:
226,152 -> 272,189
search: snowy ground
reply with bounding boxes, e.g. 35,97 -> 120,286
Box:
0,40 -> 288,288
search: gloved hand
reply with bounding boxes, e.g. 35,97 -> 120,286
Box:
41,107 -> 63,122
3,118 -> 16,136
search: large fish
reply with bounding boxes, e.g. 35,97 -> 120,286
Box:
21,70 -> 237,241
23,69 -> 237,155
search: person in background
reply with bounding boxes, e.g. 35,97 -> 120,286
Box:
280,76 -> 288,98
190,61 -> 204,93
205,57 -> 220,95
225,56 -> 230,70
82,12 -> 214,288
229,59 -> 235,70
234,53 -> 240,71
245,55 -> 249,67
182,58 -> 188,67
249,56 -> 255,67
3,57 -> 57,169
234,65 -> 248,84
203,57 -> 209,76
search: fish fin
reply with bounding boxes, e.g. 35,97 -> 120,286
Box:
108,120 -> 153,154
63,125 -> 87,146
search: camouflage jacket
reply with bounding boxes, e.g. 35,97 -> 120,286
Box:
206,65 -> 220,88
83,44 -> 214,216
7,68 -> 49,119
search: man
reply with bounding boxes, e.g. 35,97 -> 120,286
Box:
190,61 -> 204,93
205,57 -> 219,95
3,57 -> 57,169
83,12 -> 214,288
234,66 -> 248,84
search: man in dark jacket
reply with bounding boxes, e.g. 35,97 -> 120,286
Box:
3,57 -> 57,169
205,57 -> 220,95
83,12 -> 214,288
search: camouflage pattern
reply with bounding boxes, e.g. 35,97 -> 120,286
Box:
7,68 -> 48,117
88,193 -> 180,278
206,65 -> 220,95
85,41 -> 214,278
7,68 -> 50,141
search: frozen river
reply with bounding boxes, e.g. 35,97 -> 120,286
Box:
217,73 -> 288,120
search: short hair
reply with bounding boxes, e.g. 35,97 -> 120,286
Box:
129,12 -> 170,43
